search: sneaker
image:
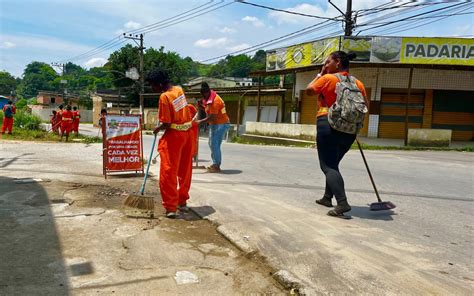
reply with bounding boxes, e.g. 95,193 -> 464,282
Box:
165,211 -> 177,219
327,204 -> 351,217
178,204 -> 190,213
316,197 -> 333,208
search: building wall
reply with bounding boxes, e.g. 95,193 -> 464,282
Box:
296,67 -> 474,141
32,108 -> 93,123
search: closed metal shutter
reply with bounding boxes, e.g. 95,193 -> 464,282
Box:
379,88 -> 424,139
432,90 -> 474,141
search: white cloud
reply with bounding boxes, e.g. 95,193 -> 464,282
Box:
0,41 -> 16,49
269,4 -> 327,24
219,27 -> 236,34
226,43 -> 250,52
84,57 -> 107,68
242,16 -> 264,28
124,21 -> 142,30
194,37 -> 228,48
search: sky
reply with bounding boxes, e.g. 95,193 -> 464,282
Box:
0,0 -> 473,77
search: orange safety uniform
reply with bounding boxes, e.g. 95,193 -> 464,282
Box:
61,110 -> 73,134
1,104 -> 16,134
57,109 -> 64,133
204,91 -> 229,125
72,110 -> 80,133
50,114 -> 60,134
158,86 -> 194,212
307,71 -> 367,118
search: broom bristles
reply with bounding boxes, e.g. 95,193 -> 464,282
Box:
123,194 -> 154,210
370,201 -> 396,211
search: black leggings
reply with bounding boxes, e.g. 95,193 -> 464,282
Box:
316,116 -> 356,205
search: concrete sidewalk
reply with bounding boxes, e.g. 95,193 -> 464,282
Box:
0,141 -> 285,295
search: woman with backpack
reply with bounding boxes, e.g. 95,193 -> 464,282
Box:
306,51 -> 368,218
2,100 -> 16,135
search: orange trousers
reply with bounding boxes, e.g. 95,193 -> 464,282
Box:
158,128 -> 193,212
1,117 -> 13,134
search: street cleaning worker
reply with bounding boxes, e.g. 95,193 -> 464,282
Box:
60,105 -> 74,142
306,51 -> 367,217
147,69 -> 194,219
72,106 -> 81,135
50,110 -> 60,134
1,100 -> 16,135
196,82 -> 230,173
57,105 -> 64,134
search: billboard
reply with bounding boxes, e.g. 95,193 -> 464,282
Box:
265,36 -> 474,71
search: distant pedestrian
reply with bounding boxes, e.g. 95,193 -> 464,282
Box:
1,100 -> 16,135
196,82 -> 230,173
98,108 -> 107,135
60,105 -> 73,142
306,51 -> 368,217
147,69 -> 194,219
57,105 -> 64,134
50,110 -> 60,134
72,106 -> 81,135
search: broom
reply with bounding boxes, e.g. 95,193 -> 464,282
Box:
356,139 -> 396,211
123,132 -> 158,217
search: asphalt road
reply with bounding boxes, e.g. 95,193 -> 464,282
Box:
79,124 -> 474,294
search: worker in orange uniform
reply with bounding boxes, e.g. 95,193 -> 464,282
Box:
50,110 -> 60,134
60,105 -> 74,142
72,106 -> 81,135
1,100 -> 16,135
57,105 -> 64,135
196,82 -> 230,173
146,69 -> 194,219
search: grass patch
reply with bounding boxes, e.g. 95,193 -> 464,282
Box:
0,129 -> 102,143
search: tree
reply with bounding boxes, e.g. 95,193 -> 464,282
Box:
0,71 -> 18,96
16,62 -> 58,98
106,44 -> 139,88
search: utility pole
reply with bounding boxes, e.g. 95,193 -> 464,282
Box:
328,0 -> 353,36
124,33 -> 145,123
52,62 -> 67,105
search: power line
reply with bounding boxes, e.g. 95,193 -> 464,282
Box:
235,0 -> 341,21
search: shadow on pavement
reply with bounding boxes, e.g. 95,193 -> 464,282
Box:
0,153 -> 35,168
0,176 -> 70,294
219,169 -> 243,175
349,206 -> 397,221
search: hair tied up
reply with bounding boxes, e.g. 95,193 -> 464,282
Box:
347,52 -> 357,61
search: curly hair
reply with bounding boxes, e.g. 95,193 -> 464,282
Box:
146,69 -> 170,85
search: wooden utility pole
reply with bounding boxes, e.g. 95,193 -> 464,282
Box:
124,33 -> 145,122
328,0 -> 353,36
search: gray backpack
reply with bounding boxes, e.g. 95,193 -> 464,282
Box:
322,73 -> 368,134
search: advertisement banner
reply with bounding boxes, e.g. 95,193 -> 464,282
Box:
104,115 -> 143,174
311,37 -> 339,65
286,43 -> 312,69
401,37 -> 474,66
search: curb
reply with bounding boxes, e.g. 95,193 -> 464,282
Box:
189,206 -> 311,295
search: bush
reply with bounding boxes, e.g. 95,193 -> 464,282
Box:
13,111 -> 42,130
15,98 -> 28,110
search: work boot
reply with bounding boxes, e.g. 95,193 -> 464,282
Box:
178,204 -> 190,213
207,164 -> 221,173
165,211 -> 177,219
327,201 -> 351,217
316,197 -> 333,207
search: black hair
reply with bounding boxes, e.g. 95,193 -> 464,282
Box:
200,82 -> 210,93
73,106 -> 77,110
52,110 -> 57,114
59,104 -> 64,109
66,105 -> 72,111
146,69 -> 170,85
8,100 -> 12,104
330,51 -> 357,70
100,108 -> 107,114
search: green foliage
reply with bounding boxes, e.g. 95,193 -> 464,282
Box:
15,98 -> 28,110
0,71 -> 17,96
16,62 -> 59,98
13,110 -> 42,130
208,51 -> 266,78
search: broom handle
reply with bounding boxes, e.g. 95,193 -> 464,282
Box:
140,133 -> 158,195
356,139 -> 382,202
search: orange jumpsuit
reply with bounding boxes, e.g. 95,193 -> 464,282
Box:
57,109 -> 63,133
50,114 -> 60,134
1,104 -> 16,134
187,104 -> 199,158
72,110 -> 80,133
61,110 -> 73,134
158,86 -> 194,212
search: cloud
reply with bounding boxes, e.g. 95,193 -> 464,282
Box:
269,4 -> 327,24
226,43 -> 250,52
0,41 -> 16,49
194,37 -> 228,48
124,21 -> 142,30
219,27 -> 236,34
84,57 -> 108,68
242,16 -> 264,27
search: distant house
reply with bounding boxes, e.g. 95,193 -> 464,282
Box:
184,77 -> 256,90
35,91 -> 81,109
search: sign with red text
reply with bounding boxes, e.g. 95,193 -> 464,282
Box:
103,115 -> 143,175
